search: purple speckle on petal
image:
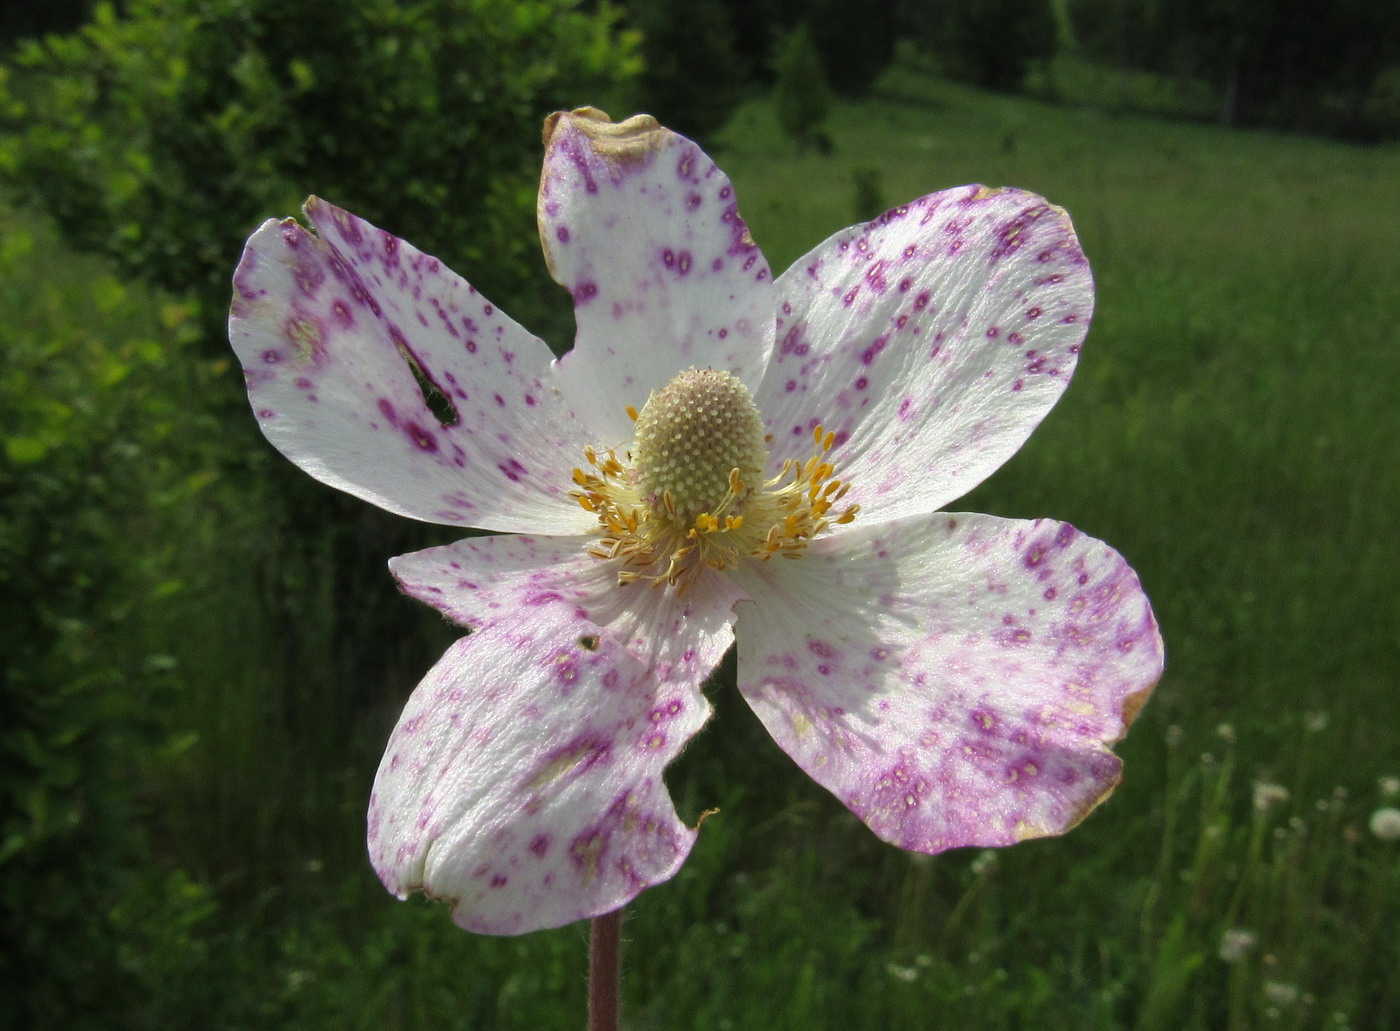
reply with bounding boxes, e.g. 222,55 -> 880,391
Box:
408,423 -> 438,451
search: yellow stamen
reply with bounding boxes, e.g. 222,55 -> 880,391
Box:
568,370 -> 859,590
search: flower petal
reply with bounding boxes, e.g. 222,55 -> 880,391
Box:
731,513 -> 1160,853
753,187 -> 1092,522
538,109 -> 775,442
372,536 -> 742,934
230,197 -> 593,534
388,533 -> 745,673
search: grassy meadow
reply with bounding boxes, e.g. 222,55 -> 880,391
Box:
6,56 -> 1400,1029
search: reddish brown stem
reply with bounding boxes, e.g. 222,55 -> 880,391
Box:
588,909 -> 622,1031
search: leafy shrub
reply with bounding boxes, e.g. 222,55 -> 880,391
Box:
773,24 -> 832,152
0,205 -> 217,1030
0,4 -> 641,1025
0,0 -> 641,344
625,0 -> 750,143
943,0 -> 1057,93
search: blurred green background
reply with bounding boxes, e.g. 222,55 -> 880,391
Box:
2,1 -> 1398,1028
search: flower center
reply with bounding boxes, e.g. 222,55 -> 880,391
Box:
571,368 -> 859,588
632,368 -> 769,520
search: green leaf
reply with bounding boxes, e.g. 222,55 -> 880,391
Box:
6,437 -> 49,463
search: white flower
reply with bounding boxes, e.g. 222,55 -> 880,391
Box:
1254,782 -> 1290,813
1218,928 -> 1257,962
1369,807 -> 1400,841
229,108 -> 1162,934
1263,981 -> 1299,1007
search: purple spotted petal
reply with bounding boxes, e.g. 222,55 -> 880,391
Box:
372,535 -> 742,934
230,197 -> 593,535
538,109 -> 775,443
731,513 -> 1160,853
753,186 -> 1092,523
389,533 -> 745,677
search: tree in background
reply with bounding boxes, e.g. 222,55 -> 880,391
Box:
0,0 -> 640,345
717,0 -> 901,98
1065,0 -> 1400,138
0,3 -> 640,1026
621,0 -> 902,142
943,0 -> 1059,92
0,0 -> 95,46
624,0 -> 749,143
774,24 -> 833,152
802,0 -> 901,95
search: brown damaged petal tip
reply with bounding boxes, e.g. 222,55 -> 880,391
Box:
542,107 -> 665,160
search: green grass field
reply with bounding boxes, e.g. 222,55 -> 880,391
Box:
6,56 -> 1399,1029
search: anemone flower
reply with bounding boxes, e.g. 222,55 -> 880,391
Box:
229,108 -> 1162,936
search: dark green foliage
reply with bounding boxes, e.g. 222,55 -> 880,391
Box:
944,0 -> 1058,92
0,212 -> 218,1029
719,0 -> 900,97
625,0 -> 750,142
0,0 -> 640,343
0,0 -> 96,47
801,0 -> 901,96
1066,0 -> 1400,138
773,24 -> 832,152
0,3 -> 640,1027
850,164 -> 885,221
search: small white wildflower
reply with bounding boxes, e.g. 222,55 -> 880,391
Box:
1264,981 -> 1299,1007
1218,928 -> 1257,963
886,963 -> 919,983
285,969 -> 315,992
1378,776 -> 1400,798
1304,711 -> 1329,733
970,850 -> 999,876
1369,807 -> 1400,841
1254,782 -> 1290,813
1216,722 -> 1236,744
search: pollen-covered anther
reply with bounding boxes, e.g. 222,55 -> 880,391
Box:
570,368 -> 859,588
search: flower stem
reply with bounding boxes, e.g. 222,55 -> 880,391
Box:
588,909 -> 622,1031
